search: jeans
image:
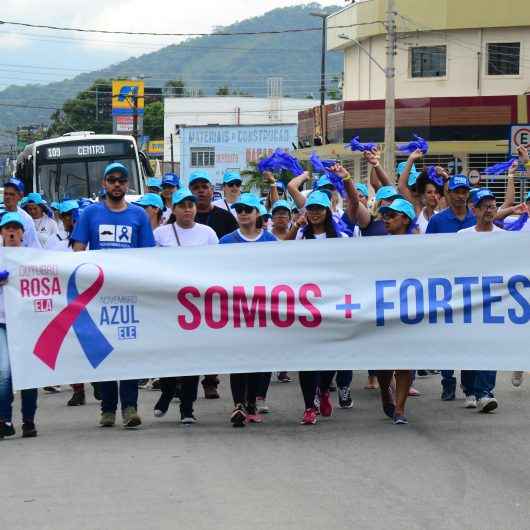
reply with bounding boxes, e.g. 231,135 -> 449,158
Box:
441,370 -> 496,398
100,380 -> 138,413
0,326 -> 38,422
157,376 -> 200,415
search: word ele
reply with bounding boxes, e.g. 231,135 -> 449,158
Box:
177,284 -> 322,331
376,275 -> 530,326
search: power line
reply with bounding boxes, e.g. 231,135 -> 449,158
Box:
0,19 -> 384,37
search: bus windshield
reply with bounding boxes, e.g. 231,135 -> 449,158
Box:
35,139 -> 141,200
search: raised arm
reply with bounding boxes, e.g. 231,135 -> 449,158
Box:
287,172 -> 311,209
518,144 -> 530,177
263,171 -> 280,207
332,163 -> 371,229
365,146 -> 392,189
398,149 -> 423,212
500,160 -> 518,210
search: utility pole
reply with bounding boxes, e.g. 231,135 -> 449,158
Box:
311,11 -> 328,144
383,0 -> 397,179
133,92 -> 138,144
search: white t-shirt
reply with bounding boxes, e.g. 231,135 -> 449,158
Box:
212,198 -> 237,217
33,215 -> 58,247
417,208 -> 438,234
14,207 -> 42,248
161,208 -> 172,224
458,224 -> 504,234
46,234 -> 73,252
503,215 -> 530,232
154,222 -> 219,247
295,229 -> 349,240
0,286 -> 5,325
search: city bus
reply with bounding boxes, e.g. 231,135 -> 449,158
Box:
15,132 -> 152,201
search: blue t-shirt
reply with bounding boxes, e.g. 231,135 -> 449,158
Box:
219,229 -> 277,244
425,207 -> 476,234
361,217 -> 387,237
72,202 -> 155,250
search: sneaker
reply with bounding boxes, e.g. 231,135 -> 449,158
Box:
511,372 -> 524,388
319,390 -> 333,417
464,396 -> 477,409
122,407 -> 142,428
247,413 -> 264,424
231,405 -> 246,428
300,408 -> 317,425
393,415 -> 408,425
256,397 -> 270,414
153,395 -> 171,418
477,397 -> 498,413
0,421 -> 16,438
277,372 -> 292,383
99,412 -> 116,427
408,387 -> 421,397
22,420 -> 37,438
338,387 -> 353,409
67,392 -> 86,406
43,386 -> 61,393
181,415 -> 198,425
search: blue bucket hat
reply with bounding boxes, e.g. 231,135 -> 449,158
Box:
4,177 -> 24,194
0,211 -> 25,229
146,177 -> 162,190
104,162 -> 129,179
305,190 -> 332,209
380,198 -> 416,221
172,188 -> 197,206
162,173 -> 180,188
223,171 -> 242,185
271,199 -> 292,214
189,170 -> 212,186
231,193 -> 261,211
134,193 -> 164,209
375,186 -> 400,202
397,161 -> 421,187
471,188 -> 496,207
355,183 -> 369,198
448,175 -> 470,191
316,175 -> 335,190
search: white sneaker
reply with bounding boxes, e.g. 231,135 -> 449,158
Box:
477,397 -> 498,413
464,396 -> 477,409
511,372 -> 524,387
256,397 -> 270,414
181,416 -> 197,425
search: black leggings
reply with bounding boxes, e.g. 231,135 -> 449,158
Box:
230,373 -> 267,407
158,376 -> 200,415
256,372 -> 272,399
299,371 -> 336,410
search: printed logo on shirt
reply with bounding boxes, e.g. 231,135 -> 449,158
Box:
98,224 -> 132,244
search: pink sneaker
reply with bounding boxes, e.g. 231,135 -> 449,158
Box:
247,413 -> 263,424
300,408 -> 317,425
319,390 -> 333,417
408,387 -> 421,397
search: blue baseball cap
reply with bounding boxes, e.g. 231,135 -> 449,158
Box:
355,183 -> 369,198
4,177 -> 24,193
471,188 -> 496,207
448,175 -> 470,191
146,177 -> 162,190
375,186 -> 400,202
189,170 -> 212,186
172,188 -> 196,206
258,204 -> 271,219
104,162 -> 129,179
223,171 -> 242,185
526,191 -> 530,202
271,199 -> 292,214
134,193 -> 164,209
231,193 -> 261,211
162,174 -> 179,188
396,161 -> 421,187
305,190 -> 332,209
0,212 -> 25,229
58,200 -> 79,215
24,192 -> 47,206
50,201 -> 60,211
316,175 -> 335,190
380,198 -> 416,221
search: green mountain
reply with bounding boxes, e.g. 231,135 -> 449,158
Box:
0,3 -> 342,141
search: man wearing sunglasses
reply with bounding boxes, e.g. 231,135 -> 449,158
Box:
72,162 -> 155,430
212,171 -> 243,217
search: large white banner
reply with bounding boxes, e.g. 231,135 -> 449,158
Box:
4,233 -> 530,390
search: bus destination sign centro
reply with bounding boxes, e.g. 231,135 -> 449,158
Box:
37,141 -> 133,162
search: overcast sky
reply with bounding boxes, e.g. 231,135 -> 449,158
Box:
0,1 -> 340,88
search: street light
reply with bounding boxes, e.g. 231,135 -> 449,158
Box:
310,11 -> 328,145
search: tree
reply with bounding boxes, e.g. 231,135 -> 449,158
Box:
165,79 -> 187,97
216,85 -> 231,96
47,79 -> 112,137
143,101 -> 164,139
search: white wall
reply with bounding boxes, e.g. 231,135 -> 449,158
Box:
342,27 -> 530,101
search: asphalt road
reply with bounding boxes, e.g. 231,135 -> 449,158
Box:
1,372 -> 530,530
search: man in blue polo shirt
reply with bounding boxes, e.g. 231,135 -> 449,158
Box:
426,175 -> 476,401
72,162 -> 155,429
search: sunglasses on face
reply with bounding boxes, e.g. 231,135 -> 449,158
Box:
306,205 -> 326,213
226,182 -> 241,188
234,205 -> 255,215
382,212 -> 399,221
106,177 -> 128,185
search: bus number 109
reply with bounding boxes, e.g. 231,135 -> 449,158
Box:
46,147 -> 61,159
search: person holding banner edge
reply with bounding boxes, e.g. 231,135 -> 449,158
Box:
71,162 -> 155,429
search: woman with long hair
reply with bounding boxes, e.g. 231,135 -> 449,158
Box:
21,193 -> 58,248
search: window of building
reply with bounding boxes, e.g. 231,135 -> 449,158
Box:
190,147 -> 215,168
410,46 -> 447,78
487,42 -> 520,76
